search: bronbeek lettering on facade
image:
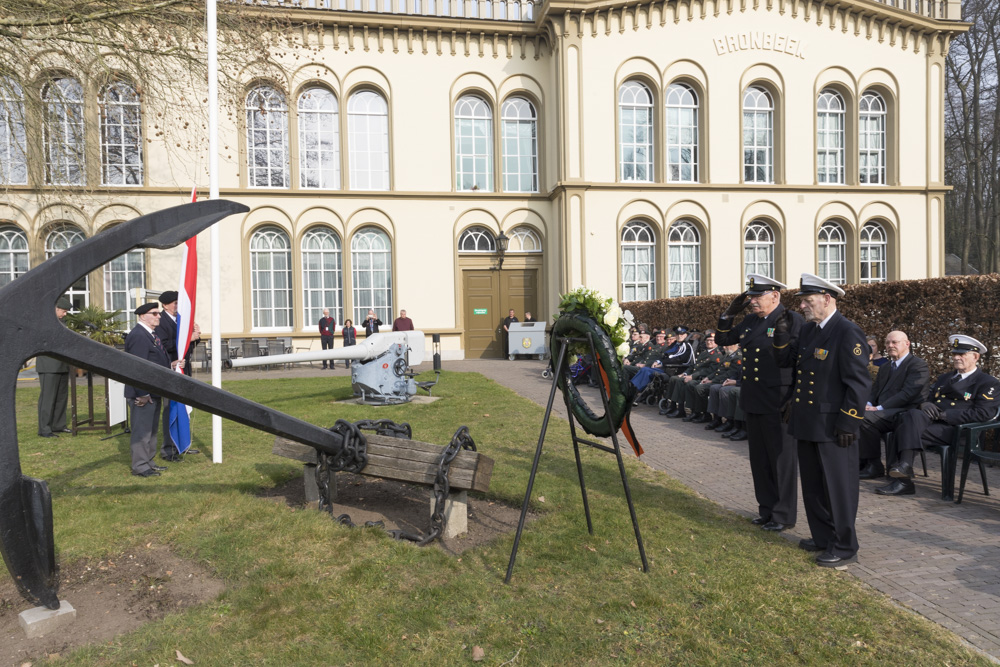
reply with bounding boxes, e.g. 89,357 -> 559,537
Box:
714,32 -> 806,58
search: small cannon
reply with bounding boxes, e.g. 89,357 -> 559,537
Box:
232,331 -> 431,404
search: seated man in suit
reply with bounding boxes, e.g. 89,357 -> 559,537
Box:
876,334 -> 1000,496
858,331 -> 930,479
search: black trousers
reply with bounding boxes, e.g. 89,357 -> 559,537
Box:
798,439 -> 859,558
161,398 -> 180,458
858,410 -> 898,461
320,335 -> 334,367
893,408 -> 954,455
37,371 -> 68,436
746,411 -> 798,525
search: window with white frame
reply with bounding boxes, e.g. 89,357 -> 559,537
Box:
508,226 -> 542,253
302,227 -> 343,327
621,220 -> 656,301
246,86 -> 289,188
618,81 -> 654,182
743,86 -> 773,184
250,226 -> 293,329
100,80 -> 143,186
458,226 -> 496,252
817,89 -> 845,184
668,220 -> 701,298
501,96 -> 538,192
455,95 -> 493,192
45,224 -> 88,309
744,221 -> 775,278
860,91 -> 887,185
818,221 -> 847,284
351,227 -> 392,323
104,248 -> 145,328
298,87 -> 340,189
0,80 -> 27,185
347,90 -> 389,191
0,225 -> 29,287
665,83 -> 698,183
860,221 -> 887,283
42,77 -> 85,185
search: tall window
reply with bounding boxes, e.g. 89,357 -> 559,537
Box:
618,81 -> 654,182
302,227 -> 343,327
458,226 -> 496,252
817,89 -> 845,184
665,83 -> 698,183
455,95 -> 493,192
250,226 -> 293,329
347,90 -> 389,191
501,97 -> 538,192
0,225 -> 29,287
818,222 -> 847,284
860,221 -> 888,283
100,80 -> 143,186
668,220 -> 701,298
351,227 -> 392,323
860,91 -> 887,185
46,225 -> 88,309
621,220 -> 655,301
744,221 -> 774,278
508,226 -> 542,253
105,249 -> 145,327
0,80 -> 27,185
42,77 -> 85,185
246,85 -> 289,188
298,87 -> 340,189
743,86 -> 773,184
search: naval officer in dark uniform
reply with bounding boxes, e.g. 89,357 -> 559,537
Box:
715,274 -> 803,532
774,273 -> 869,567
876,334 -> 1000,496
36,298 -> 74,438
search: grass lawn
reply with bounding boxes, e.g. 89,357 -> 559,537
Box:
4,371 -> 989,665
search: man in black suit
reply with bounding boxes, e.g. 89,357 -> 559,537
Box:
363,309 -> 383,336
124,302 -> 181,477
155,290 -> 199,461
858,331 -> 929,479
36,298 -> 73,438
775,273 -> 869,567
876,335 -> 1000,496
716,274 -> 804,533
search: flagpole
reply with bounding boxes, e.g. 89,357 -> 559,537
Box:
208,0 -> 223,464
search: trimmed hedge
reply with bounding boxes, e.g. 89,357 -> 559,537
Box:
623,274 -> 1000,380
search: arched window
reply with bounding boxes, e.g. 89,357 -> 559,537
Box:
860,91 -> 887,185
104,247 -> 145,327
250,226 -> 293,329
42,77 -> 85,185
46,224 -> 88,309
100,80 -> 143,186
744,221 -> 774,278
347,90 -> 389,191
818,221 -> 847,284
302,227 -> 343,326
501,97 -> 538,193
621,220 -> 656,301
0,80 -> 27,185
743,86 -> 773,184
618,81 -> 654,182
668,220 -> 701,298
246,85 -> 289,188
508,226 -> 542,253
817,89 -> 845,184
665,83 -> 698,183
458,226 -> 496,252
351,227 -> 392,323
455,95 -> 493,192
0,225 -> 29,287
860,221 -> 888,283
298,87 -> 340,189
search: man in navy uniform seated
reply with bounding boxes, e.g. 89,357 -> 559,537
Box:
875,334 -> 1000,496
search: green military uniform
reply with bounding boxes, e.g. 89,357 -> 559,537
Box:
686,349 -> 742,415
668,346 -> 725,406
37,354 -> 70,437
624,340 -> 664,381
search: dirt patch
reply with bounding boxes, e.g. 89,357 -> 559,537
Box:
258,472 -> 535,555
0,546 -> 223,667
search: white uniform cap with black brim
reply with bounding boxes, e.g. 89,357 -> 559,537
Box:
950,334 -> 987,355
794,272 -> 845,298
745,273 -> 788,296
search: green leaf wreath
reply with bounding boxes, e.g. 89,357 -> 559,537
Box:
556,287 -> 634,359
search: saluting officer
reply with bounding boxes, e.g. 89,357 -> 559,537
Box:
876,335 -> 1000,496
716,274 -> 803,532
774,273 -> 869,567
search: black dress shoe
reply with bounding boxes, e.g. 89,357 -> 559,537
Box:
131,469 -> 161,477
715,422 -> 734,433
682,412 -> 701,422
751,516 -> 770,526
728,429 -> 748,441
692,413 -> 712,424
704,417 -> 723,430
59,428 -> 73,433
161,454 -> 183,463
858,461 -> 886,480
816,551 -> 858,567
762,521 -> 793,532
888,461 -> 914,479
667,409 -> 686,419
798,538 -> 824,552
874,479 -> 915,496
186,449 -> 200,455
152,465 -> 168,471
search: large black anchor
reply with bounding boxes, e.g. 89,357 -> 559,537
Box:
0,201 -> 350,610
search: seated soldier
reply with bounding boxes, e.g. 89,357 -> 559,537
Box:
627,329 -> 669,389
622,325 -> 654,381
675,342 -> 741,421
658,330 -> 718,416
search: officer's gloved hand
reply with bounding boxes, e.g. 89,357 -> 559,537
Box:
920,402 -> 944,420
722,292 -> 750,319
772,310 -> 793,347
780,400 -> 793,424
834,428 -> 855,448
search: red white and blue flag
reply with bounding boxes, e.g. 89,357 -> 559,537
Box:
169,186 -> 198,453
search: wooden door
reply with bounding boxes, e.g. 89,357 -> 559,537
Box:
463,270 -> 501,358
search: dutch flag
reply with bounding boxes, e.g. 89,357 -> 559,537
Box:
169,186 -> 199,453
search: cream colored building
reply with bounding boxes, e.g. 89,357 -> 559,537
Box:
0,0 -> 966,359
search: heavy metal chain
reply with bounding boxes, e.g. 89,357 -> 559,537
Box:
419,425 -> 477,546
316,419 -> 369,514
354,419 -> 412,440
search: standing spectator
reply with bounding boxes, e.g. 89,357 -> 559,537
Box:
524,311 -> 536,322
363,309 -> 382,336
341,319 -> 357,369
318,308 -> 336,370
392,309 -> 414,331
502,309 -> 518,358
37,298 -> 73,438
155,290 -> 200,459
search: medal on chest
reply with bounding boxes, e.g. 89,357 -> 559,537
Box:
766,327 -> 775,338
814,348 -> 829,360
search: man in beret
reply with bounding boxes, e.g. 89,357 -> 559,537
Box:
155,290 -> 200,460
875,335 -> 1000,496
36,298 -> 74,438
774,273 -> 869,567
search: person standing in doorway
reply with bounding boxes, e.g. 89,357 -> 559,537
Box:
502,309 -> 518,359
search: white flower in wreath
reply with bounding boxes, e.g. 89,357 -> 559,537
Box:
604,304 -> 622,328
616,341 -> 630,358
623,309 -> 635,327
